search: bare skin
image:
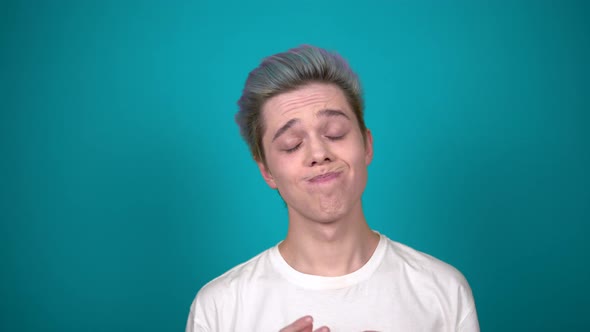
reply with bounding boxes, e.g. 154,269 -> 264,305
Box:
258,84 -> 380,330
279,316 -> 330,332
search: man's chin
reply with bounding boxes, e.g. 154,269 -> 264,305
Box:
303,207 -> 349,225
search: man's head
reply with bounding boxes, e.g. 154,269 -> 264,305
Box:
236,45 -> 367,166
236,46 -> 373,223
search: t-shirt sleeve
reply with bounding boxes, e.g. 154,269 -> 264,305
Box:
458,307 -> 480,332
185,289 -> 216,332
457,277 -> 480,332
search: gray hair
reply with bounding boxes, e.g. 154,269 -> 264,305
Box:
236,45 -> 366,164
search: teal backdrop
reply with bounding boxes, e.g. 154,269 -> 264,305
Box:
2,0 -> 588,331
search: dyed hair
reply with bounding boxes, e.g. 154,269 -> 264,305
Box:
236,45 -> 366,165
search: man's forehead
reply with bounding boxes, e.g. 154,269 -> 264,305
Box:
263,84 -> 352,121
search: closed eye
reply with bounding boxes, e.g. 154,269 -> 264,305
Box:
326,134 -> 346,141
284,143 -> 302,153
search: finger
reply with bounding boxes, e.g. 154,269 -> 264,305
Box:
279,315 -> 314,332
313,327 -> 330,332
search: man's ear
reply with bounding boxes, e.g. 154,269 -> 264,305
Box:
365,129 -> 374,166
256,160 -> 278,189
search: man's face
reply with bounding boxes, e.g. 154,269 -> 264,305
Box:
257,83 -> 373,223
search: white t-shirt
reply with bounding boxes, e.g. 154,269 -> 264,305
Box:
186,233 -> 479,332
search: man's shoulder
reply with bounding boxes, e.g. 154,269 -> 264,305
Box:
383,237 -> 470,287
196,246 -> 275,301
379,236 -> 479,330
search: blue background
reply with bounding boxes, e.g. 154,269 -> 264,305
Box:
2,0 -> 588,331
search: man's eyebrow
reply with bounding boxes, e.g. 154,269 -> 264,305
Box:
272,118 -> 299,142
271,109 -> 350,142
316,109 -> 350,119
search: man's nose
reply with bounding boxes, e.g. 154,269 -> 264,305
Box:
307,137 -> 333,166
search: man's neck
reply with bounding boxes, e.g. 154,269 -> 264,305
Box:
278,205 -> 380,277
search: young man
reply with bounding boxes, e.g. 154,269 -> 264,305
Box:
186,45 -> 479,332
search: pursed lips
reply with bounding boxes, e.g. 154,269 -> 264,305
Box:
307,170 -> 342,183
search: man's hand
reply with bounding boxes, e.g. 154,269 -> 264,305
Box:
279,316 -> 330,332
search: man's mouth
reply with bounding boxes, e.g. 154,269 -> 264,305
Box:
308,171 -> 342,184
